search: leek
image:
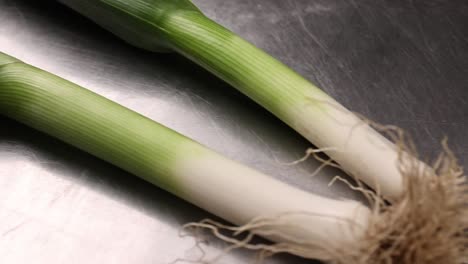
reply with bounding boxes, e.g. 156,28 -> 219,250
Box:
2,47 -> 465,263
0,52 -> 370,251
59,0 -> 404,200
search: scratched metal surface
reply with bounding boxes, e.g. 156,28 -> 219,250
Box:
0,0 -> 467,263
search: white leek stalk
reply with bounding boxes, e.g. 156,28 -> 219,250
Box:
0,52 -> 370,250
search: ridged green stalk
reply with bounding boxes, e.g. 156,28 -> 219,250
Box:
0,52 -> 192,193
163,12 -> 331,120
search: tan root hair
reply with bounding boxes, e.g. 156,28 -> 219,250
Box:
177,126 -> 468,264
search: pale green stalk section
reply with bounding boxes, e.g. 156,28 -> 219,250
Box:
161,12 -> 331,121
0,52 -> 201,194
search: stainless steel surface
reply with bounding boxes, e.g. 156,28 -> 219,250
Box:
1,0 -> 467,263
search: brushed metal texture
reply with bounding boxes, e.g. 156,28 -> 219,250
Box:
1,0 -> 466,263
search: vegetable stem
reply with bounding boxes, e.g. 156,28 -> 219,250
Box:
0,52 -> 370,246
160,11 -> 403,200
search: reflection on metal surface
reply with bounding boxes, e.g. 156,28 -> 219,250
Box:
1,0 -> 467,263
